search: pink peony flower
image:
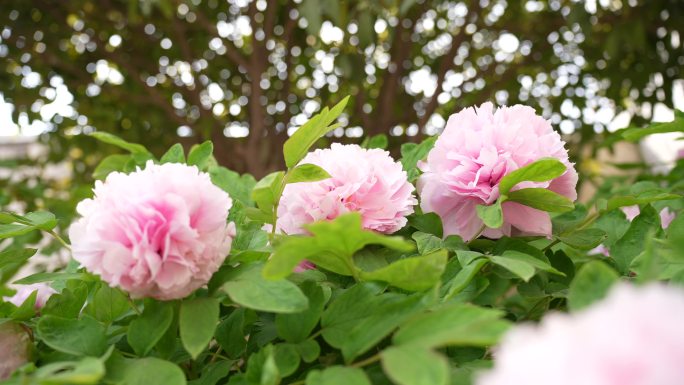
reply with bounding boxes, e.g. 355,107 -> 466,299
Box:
418,103 -> 578,241
3,283 -> 55,309
477,283 -> 684,385
276,143 -> 417,235
69,161 -> 235,300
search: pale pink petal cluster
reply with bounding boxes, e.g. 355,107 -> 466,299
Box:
622,205 -> 675,229
276,143 -> 417,234
69,161 -> 235,300
3,283 -> 55,309
477,283 -> 684,385
590,206 -> 676,256
418,103 -> 578,241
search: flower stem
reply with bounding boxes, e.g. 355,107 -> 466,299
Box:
467,223 -> 487,244
350,353 -> 381,368
47,230 -> 71,251
128,296 -> 142,315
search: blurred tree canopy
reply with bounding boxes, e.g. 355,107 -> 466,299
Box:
1,0 -> 682,177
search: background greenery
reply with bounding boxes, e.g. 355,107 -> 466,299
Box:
2,0 -> 682,178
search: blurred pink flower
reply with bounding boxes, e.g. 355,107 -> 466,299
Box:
3,283 -> 55,309
477,283 -> 684,385
276,143 -> 416,235
418,103 -> 578,241
621,205 -> 675,229
69,161 -> 235,300
621,205 -> 641,221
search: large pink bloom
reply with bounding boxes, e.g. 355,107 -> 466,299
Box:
477,283 -> 684,385
418,103 -> 578,241
69,161 -> 235,300
276,143 -> 416,235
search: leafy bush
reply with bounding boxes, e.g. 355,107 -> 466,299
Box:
1,101 -> 683,385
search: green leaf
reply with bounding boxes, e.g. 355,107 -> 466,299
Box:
215,308 -> 248,359
252,171 -> 285,216
13,272 -> 91,285
442,259 -> 488,300
621,115 -> 684,141
361,134 -> 388,149
557,228 -> 608,250
605,193 -> 680,212
273,343 -> 300,377
381,346 -> 449,385
360,249 -> 448,291
120,357 -> 186,385
0,211 -> 57,239
24,211 -> 57,230
33,357 -> 105,385
339,294 -> 424,362
10,290 -> 37,321
0,248 -> 36,285
283,96 -> 350,168
286,163 -> 331,184
392,303 -> 510,348
188,361 -> 233,385
498,158 -> 567,196
489,255 -> 535,281
85,283 -> 129,323
245,345 -> 280,385
180,297 -> 220,359
412,231 -> 443,254
611,204 -> 659,273
160,143 -> 185,163
209,167 -> 257,206
320,283 -> 384,348
305,366 -> 371,385
222,264 -> 309,313
296,339 -> 320,363
499,250 -> 565,276
506,188 -> 574,212
91,132 -> 151,155
276,281 -> 326,343
408,212 -> 443,238
128,301 -> 174,357
0,223 -> 35,239
93,154 -> 131,179
37,315 -> 108,356
42,282 -> 89,318
476,201 -> 503,229
187,141 -> 214,169
567,261 -> 619,311
264,213 -> 414,279
400,137 -> 437,174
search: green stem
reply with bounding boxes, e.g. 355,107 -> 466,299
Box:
542,239 -> 560,252
47,230 -> 71,251
128,296 -> 142,315
467,223 -> 487,244
209,347 -> 224,364
270,172 -> 288,238
350,353 -> 381,368
307,329 -> 323,340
